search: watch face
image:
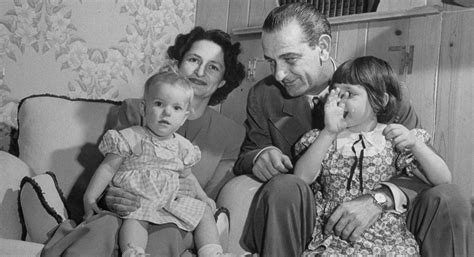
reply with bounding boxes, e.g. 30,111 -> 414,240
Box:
374,193 -> 386,203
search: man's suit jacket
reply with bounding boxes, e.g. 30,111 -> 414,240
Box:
234,75 -> 430,207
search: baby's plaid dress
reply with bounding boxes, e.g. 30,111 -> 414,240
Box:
99,126 -> 204,231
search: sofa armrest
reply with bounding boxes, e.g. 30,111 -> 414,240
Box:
0,238 -> 43,257
0,151 -> 33,240
216,175 -> 262,254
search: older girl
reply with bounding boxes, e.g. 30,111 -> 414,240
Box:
294,56 -> 451,256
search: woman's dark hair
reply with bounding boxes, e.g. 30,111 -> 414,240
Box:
329,56 -> 402,123
167,27 -> 246,106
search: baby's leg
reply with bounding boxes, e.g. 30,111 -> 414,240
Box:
195,206 -> 220,247
195,206 -> 224,257
120,219 -> 149,256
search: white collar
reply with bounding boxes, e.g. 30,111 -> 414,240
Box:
335,124 -> 387,157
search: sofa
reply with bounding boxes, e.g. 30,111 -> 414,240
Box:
0,94 -> 260,256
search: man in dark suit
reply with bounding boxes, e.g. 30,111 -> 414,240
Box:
234,3 -> 471,257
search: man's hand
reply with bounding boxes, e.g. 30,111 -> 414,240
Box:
177,176 -> 198,198
104,186 -> 140,216
324,195 -> 382,242
252,148 -> 293,182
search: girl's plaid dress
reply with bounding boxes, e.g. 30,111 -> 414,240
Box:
99,126 -> 205,231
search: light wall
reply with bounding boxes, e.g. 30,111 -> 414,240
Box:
0,0 -> 197,150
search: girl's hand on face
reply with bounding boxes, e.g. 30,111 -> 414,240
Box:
324,88 -> 348,135
383,124 -> 418,151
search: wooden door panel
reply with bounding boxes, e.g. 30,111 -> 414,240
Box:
195,0 -> 230,31
436,11 -> 474,199
366,19 -> 410,83
332,23 -> 368,63
228,0 -> 251,31
221,36 -> 270,124
406,14 -> 442,135
248,0 -> 278,27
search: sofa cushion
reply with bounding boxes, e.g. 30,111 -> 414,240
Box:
19,172 -> 68,243
0,238 -> 44,257
17,94 -> 122,222
0,151 -> 33,240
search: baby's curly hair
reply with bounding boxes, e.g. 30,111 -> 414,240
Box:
167,27 -> 246,106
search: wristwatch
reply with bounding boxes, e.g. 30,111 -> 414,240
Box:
368,191 -> 388,211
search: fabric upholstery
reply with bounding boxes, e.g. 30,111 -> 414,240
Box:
17,95 -> 122,222
0,238 -> 43,257
0,151 -> 33,240
216,175 -> 262,254
3,94 -> 252,256
19,172 -> 68,243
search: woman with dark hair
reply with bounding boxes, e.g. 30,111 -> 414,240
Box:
49,27 -> 246,257
167,27 -> 244,106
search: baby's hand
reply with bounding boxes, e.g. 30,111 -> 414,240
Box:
324,88 -> 348,134
201,197 -> 216,212
383,124 -> 418,151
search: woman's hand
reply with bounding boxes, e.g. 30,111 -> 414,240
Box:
177,176 -> 198,198
324,88 -> 348,135
104,186 -> 140,216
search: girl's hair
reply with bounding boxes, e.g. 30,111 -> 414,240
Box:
329,56 -> 401,123
143,65 -> 194,111
167,26 -> 245,106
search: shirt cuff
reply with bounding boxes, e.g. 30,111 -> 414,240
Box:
252,146 -> 282,164
379,182 -> 407,213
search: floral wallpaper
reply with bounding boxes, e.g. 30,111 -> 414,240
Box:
0,0 -> 196,151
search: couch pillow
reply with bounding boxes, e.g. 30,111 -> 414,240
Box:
16,94 -> 122,222
19,172 -> 69,244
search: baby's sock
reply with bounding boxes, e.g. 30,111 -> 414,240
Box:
122,244 -> 146,257
197,244 -> 224,257
198,244 -> 250,257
